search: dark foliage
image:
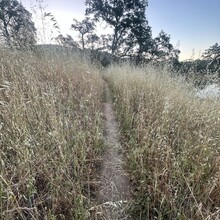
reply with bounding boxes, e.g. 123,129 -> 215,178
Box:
0,0 -> 36,49
85,0 -> 152,60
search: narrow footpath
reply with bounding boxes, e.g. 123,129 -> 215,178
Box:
90,82 -> 132,220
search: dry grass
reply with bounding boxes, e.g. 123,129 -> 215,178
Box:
2,49 -> 220,219
106,64 -> 220,219
0,48 -> 104,219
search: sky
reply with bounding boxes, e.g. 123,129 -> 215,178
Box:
21,0 -> 220,61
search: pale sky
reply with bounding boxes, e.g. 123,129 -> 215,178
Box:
21,0 -> 220,61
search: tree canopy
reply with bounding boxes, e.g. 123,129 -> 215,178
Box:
202,43 -> 220,73
152,30 -> 180,62
85,0 -> 152,59
71,17 -> 95,51
0,0 -> 36,49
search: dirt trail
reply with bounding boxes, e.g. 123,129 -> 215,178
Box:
90,82 -> 131,219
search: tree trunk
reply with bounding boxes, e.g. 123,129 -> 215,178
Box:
82,34 -> 85,51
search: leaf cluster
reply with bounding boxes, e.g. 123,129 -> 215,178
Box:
83,0 -> 179,64
0,0 -> 36,49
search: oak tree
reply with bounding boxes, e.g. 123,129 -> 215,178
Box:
71,17 -> 95,51
152,30 -> 180,62
85,0 -> 152,58
202,43 -> 220,73
0,0 -> 36,49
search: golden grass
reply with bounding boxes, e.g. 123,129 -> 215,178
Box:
0,48 -> 104,219
2,50 -> 220,219
106,64 -> 220,219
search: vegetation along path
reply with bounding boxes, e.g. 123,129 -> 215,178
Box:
90,81 -> 132,219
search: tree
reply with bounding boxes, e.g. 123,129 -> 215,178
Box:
152,30 -> 180,62
85,0 -> 152,58
202,43 -> 220,73
128,19 -> 153,64
86,33 -> 100,51
71,17 -> 95,51
0,0 -> 36,49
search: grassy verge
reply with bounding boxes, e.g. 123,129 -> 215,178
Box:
106,64 -> 220,219
0,48 -> 104,219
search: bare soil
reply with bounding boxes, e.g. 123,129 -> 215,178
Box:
89,82 -> 132,220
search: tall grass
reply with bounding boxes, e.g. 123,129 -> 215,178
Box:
106,64 -> 220,219
0,48 -> 104,219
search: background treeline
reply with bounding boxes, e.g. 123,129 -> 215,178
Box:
0,0 -> 220,77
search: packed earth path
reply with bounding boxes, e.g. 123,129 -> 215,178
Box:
90,81 -> 132,220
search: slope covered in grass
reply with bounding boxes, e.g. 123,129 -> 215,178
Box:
0,48 -> 104,219
106,64 -> 220,219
